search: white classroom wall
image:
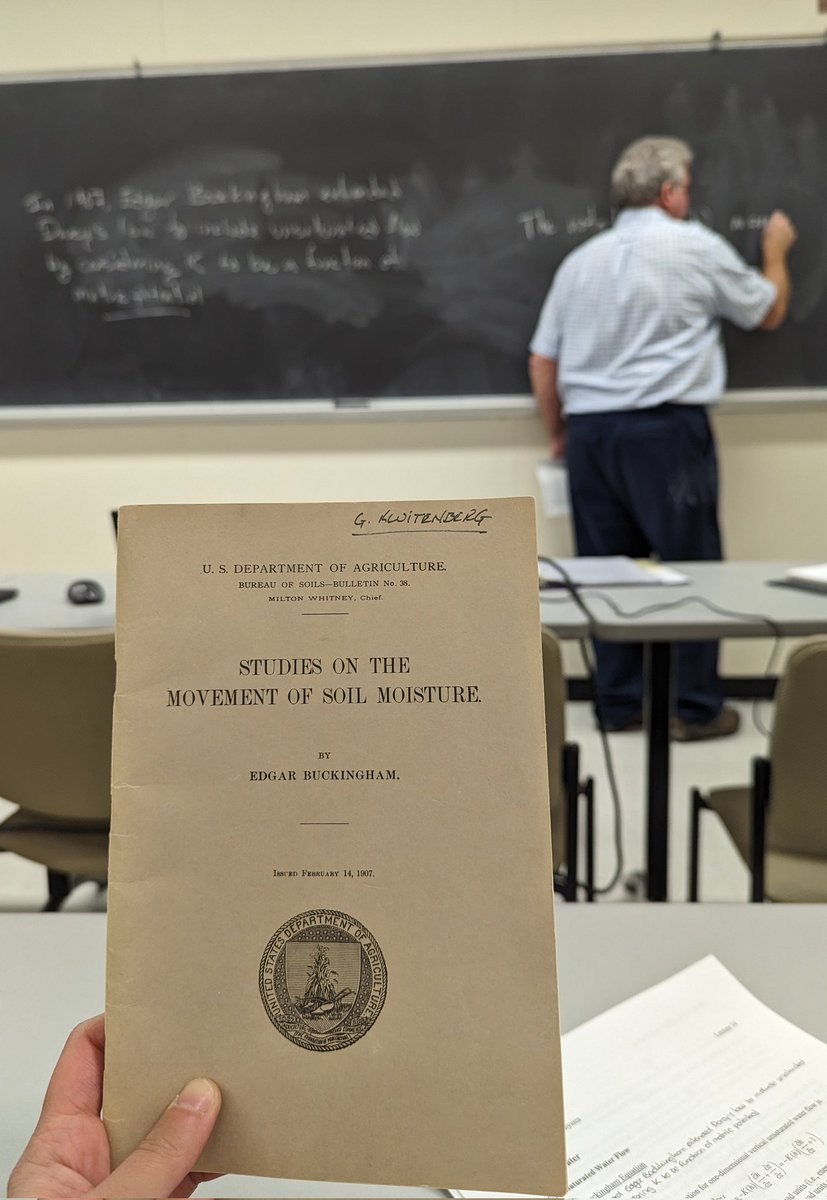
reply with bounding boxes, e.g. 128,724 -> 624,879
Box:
1,0 -> 825,673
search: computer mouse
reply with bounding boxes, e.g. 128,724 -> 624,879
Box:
67,579 -> 105,605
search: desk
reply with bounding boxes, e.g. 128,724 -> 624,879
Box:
0,573 -> 116,631
559,561 -> 827,901
1,906 -> 825,1196
538,590 -> 592,640
7,573 -> 582,637
8,566 -> 825,903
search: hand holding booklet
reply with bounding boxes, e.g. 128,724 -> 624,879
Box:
103,499 -> 566,1195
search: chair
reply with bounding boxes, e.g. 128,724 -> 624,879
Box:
0,629 -> 115,911
688,639 -> 827,902
541,628 -> 595,901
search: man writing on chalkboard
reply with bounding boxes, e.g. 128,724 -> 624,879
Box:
529,136 -> 796,740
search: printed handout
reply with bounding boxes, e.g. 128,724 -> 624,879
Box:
456,956 -> 827,1199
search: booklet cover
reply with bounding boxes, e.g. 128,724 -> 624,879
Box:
103,499 -> 566,1195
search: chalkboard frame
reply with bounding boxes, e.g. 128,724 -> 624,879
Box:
1,35 -> 826,424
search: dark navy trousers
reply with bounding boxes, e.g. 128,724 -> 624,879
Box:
566,404 -> 724,726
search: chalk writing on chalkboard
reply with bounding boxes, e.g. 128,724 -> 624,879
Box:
22,184 -> 619,317
0,43 -> 825,411
21,177 -> 783,325
23,174 -> 422,318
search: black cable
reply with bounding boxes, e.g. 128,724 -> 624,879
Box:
575,634 -> 626,896
567,585 -> 785,639
566,585 -> 784,740
539,557 -> 625,896
752,638 -> 784,737
538,557 -> 786,893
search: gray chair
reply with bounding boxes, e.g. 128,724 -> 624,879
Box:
541,629 -> 595,901
0,629 -> 115,911
689,639 -> 827,902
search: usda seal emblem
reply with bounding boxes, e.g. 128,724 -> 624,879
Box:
259,909 -> 387,1052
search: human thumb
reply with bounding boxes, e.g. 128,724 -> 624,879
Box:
92,1078 -> 221,1198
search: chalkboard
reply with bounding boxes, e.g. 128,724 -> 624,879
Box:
0,43 -> 825,412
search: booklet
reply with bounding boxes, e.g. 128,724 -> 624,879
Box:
455,956 -> 827,1199
103,499 -> 566,1196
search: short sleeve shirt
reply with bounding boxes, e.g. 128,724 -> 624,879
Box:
529,207 -> 777,413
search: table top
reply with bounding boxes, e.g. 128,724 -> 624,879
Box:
555,904 -> 827,1039
4,571 -> 591,639
0,572 -> 116,632
1,904 -> 825,1197
565,560 -> 827,641
538,588 -> 592,638
6,564 -> 826,642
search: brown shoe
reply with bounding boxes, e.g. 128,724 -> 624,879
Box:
670,705 -> 740,743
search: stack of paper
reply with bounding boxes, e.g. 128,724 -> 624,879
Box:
780,563 -> 827,594
536,460 -> 571,519
539,556 -> 689,588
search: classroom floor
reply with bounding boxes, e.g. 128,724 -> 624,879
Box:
564,698 -> 763,903
0,698 -> 766,910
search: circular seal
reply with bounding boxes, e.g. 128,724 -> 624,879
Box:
259,909 -> 387,1052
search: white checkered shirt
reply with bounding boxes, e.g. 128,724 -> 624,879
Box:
529,207 -> 777,413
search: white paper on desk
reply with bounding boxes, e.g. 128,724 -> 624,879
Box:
539,556 -> 690,588
536,459 -> 571,518
454,956 -> 827,1199
783,563 -> 827,594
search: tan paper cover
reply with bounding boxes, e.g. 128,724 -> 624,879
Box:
103,499 -> 566,1195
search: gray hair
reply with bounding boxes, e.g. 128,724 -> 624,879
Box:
610,136 -> 693,208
